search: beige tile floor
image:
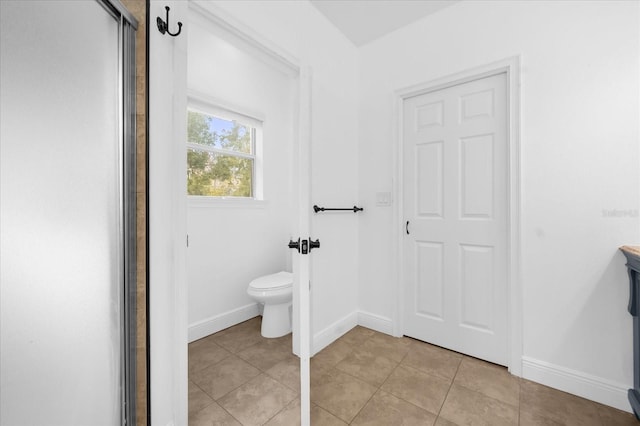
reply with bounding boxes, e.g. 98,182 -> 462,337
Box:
189,317 -> 637,425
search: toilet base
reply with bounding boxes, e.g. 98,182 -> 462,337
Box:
261,302 -> 291,338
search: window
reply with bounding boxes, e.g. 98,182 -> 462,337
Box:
186,107 -> 261,198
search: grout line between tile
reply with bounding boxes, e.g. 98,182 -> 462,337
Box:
220,402 -> 243,426
348,386 -> 378,424
433,352 -> 463,422
371,347 -> 443,425
189,380 -> 215,419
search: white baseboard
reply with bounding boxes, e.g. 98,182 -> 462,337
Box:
357,310 -> 393,335
312,311 -> 358,356
522,356 -> 632,413
188,303 -> 260,343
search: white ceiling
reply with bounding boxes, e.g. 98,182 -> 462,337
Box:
309,0 -> 460,46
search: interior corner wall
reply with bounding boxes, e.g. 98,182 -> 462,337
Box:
357,0 -> 639,410
202,1 -> 360,345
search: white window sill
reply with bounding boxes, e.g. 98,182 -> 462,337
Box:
187,196 -> 268,209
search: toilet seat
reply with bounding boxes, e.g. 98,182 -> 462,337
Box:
248,271 -> 293,291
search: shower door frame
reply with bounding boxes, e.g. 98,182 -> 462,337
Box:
0,0 -> 138,423
99,0 -> 139,422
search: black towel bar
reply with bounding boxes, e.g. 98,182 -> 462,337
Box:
313,205 -> 363,213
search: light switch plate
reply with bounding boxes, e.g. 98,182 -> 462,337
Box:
376,192 -> 392,206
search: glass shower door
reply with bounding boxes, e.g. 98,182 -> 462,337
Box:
0,1 -> 136,424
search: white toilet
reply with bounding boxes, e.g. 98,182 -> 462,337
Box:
247,271 -> 293,338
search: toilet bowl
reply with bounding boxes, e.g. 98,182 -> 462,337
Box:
247,271 -> 293,338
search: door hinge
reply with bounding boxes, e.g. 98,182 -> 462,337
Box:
187,234 -> 189,247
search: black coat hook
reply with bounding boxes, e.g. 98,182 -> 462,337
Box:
157,6 -> 182,37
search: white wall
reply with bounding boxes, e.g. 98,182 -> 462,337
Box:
196,1 -> 360,348
358,0 -> 639,410
186,15 -> 297,340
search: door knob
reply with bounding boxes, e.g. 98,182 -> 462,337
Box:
288,238 -> 300,253
288,238 -> 320,254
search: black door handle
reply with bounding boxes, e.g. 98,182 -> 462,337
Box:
288,238 -> 320,254
288,238 -> 300,253
406,221 -> 410,235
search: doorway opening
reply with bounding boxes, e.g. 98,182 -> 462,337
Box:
148,2 -> 313,423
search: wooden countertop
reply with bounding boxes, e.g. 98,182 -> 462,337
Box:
621,245 -> 640,258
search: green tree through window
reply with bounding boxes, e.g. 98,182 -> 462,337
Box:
187,110 -> 255,197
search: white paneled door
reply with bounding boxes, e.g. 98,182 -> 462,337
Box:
403,73 -> 508,365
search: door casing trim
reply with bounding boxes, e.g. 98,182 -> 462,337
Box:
392,56 -> 522,375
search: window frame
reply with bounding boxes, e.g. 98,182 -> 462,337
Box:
186,94 -> 264,202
